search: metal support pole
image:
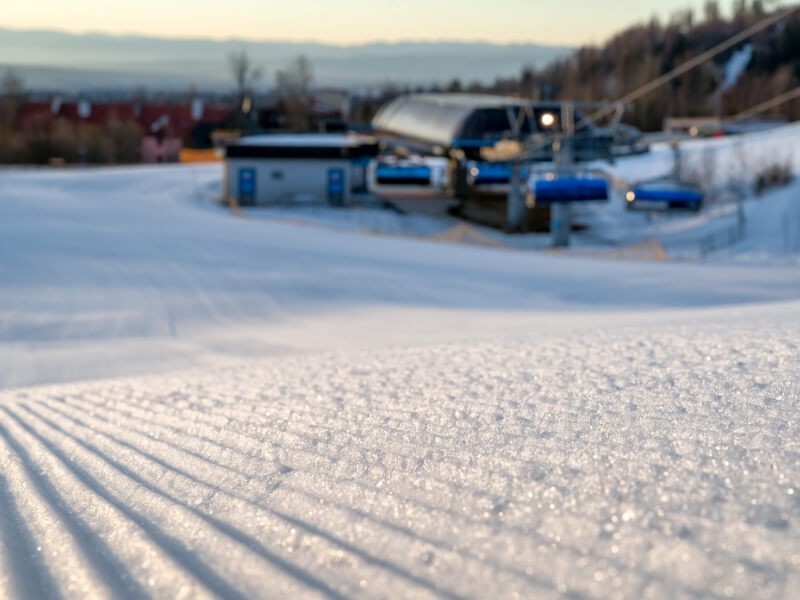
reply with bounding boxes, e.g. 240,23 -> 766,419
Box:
551,103 -> 575,247
504,103 -> 526,232
671,140 -> 682,181
550,202 -> 571,247
507,159 -> 524,232
737,196 -> 746,240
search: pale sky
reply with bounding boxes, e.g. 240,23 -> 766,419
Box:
0,1 -> 772,46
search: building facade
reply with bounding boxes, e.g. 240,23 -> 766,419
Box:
223,134 -> 380,206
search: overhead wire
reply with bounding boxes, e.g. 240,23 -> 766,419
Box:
511,4 -> 800,160
586,4 -> 800,125
729,86 -> 800,121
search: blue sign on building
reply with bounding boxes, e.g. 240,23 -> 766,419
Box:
238,168 -> 256,206
327,168 -> 345,206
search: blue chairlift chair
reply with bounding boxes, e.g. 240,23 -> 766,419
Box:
625,179 -> 703,212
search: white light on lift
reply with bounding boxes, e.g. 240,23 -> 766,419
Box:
540,112 -> 556,128
626,191 -> 636,202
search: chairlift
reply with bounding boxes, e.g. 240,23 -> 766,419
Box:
527,173 -> 610,206
468,162 -> 510,186
374,162 -> 432,186
625,180 -> 703,212
369,156 -> 451,200
466,162 -> 534,186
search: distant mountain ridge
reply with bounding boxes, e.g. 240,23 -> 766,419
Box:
0,28 -> 573,93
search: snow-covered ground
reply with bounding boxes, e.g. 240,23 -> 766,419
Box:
1,123 -> 799,598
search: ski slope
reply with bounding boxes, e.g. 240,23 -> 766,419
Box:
1,125 -> 799,598
2,315 -> 799,599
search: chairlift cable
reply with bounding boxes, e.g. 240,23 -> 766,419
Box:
729,86 -> 800,121
513,4 -> 800,161
586,4 -> 800,125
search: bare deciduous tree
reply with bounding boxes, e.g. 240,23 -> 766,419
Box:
704,0 -> 721,22
228,49 -> 262,111
276,55 -> 314,130
0,69 -> 25,160
276,55 -> 313,102
1,69 -> 24,132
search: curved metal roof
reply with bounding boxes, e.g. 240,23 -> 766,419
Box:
371,94 -> 567,149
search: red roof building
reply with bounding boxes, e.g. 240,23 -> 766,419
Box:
17,99 -> 230,142
16,98 -> 232,163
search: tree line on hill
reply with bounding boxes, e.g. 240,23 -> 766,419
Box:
345,2 -> 800,131
1,1 -> 799,165
0,70 -> 145,165
0,53 -> 327,165
482,1 -> 800,130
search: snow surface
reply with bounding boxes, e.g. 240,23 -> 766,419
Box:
1,124 -> 800,598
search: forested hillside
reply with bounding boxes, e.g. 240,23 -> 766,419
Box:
491,2 -> 800,130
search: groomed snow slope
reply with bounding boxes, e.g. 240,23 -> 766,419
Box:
1,313 -> 799,599
2,165 -> 800,388
1,160 -> 799,598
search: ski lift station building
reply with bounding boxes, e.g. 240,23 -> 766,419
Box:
371,93 -> 605,160
224,134 -> 380,206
